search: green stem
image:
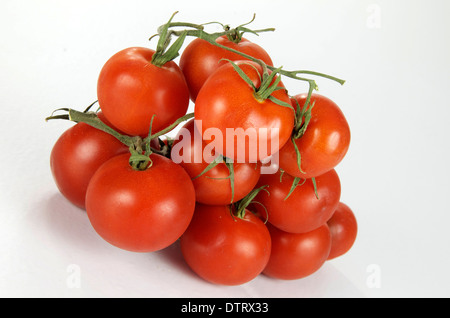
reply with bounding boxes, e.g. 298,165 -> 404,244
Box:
46,108 -> 194,171
155,17 -> 344,92
46,108 -> 135,147
150,12 -> 275,67
143,112 -> 194,143
233,185 -> 269,219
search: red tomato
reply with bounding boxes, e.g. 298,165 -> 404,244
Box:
180,204 -> 271,285
278,93 -> 351,179
327,202 -> 358,260
85,153 -> 196,253
263,224 -> 331,280
254,169 -> 341,234
50,113 -> 129,209
194,60 -> 294,163
171,119 -> 261,205
180,35 -> 273,102
97,47 -> 190,137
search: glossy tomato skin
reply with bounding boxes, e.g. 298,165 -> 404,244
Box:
254,169 -> 341,234
50,113 -> 129,209
278,93 -> 351,179
171,119 -> 261,205
180,36 -> 273,102
97,47 -> 190,137
327,202 -> 358,260
180,204 -> 271,286
263,224 -> 331,280
194,61 -> 294,163
85,153 -> 196,253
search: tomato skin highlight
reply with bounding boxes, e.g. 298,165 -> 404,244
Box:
263,224 -> 332,280
171,119 -> 261,205
50,114 -> 129,209
194,61 -> 294,163
279,93 -> 351,179
327,202 -> 358,260
254,169 -> 341,234
97,47 -> 190,137
85,153 -> 196,253
180,36 -> 273,102
180,204 -> 271,286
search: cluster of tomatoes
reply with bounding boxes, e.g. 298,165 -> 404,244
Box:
49,17 -> 357,286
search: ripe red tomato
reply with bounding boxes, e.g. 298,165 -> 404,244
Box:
171,119 -> 261,205
85,153 -> 196,253
180,204 -> 271,285
278,93 -> 351,179
194,60 -> 294,163
263,223 -> 331,280
327,202 -> 358,260
254,169 -> 341,234
50,113 -> 129,209
97,47 -> 190,137
180,35 -> 273,102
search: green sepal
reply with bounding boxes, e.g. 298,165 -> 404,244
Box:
191,154 -> 224,180
311,177 -> 319,200
268,95 -> 294,110
225,59 -> 256,90
234,185 -> 269,219
284,177 -> 306,201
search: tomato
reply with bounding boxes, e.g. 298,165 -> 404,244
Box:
50,112 -> 129,209
180,35 -> 273,102
171,119 -> 261,205
194,60 -> 294,163
278,93 -> 351,179
263,223 -> 331,280
85,153 -> 196,253
97,47 -> 190,137
254,169 -> 341,234
327,202 -> 358,260
180,204 -> 271,285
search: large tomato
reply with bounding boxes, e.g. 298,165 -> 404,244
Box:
85,153 -> 196,253
171,119 -> 261,205
180,204 -> 271,286
263,224 -> 331,280
327,202 -> 358,260
278,93 -> 351,179
97,47 -> 190,137
254,169 -> 341,234
50,112 -> 129,209
194,60 -> 294,163
180,35 -> 273,102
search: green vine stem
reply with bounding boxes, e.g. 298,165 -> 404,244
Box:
232,185 -> 269,220
150,12 -> 345,129
149,11 -> 275,67
45,107 -> 194,170
150,13 -> 345,84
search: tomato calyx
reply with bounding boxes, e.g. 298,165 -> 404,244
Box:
279,169 -> 319,201
192,154 -> 238,204
285,96 -> 316,177
225,59 -> 293,110
222,13 -> 274,44
151,12 -> 188,67
231,185 -> 269,221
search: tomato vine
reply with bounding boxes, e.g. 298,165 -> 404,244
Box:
46,106 -> 194,171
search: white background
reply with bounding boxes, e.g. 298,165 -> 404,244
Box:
1,0 -> 449,298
